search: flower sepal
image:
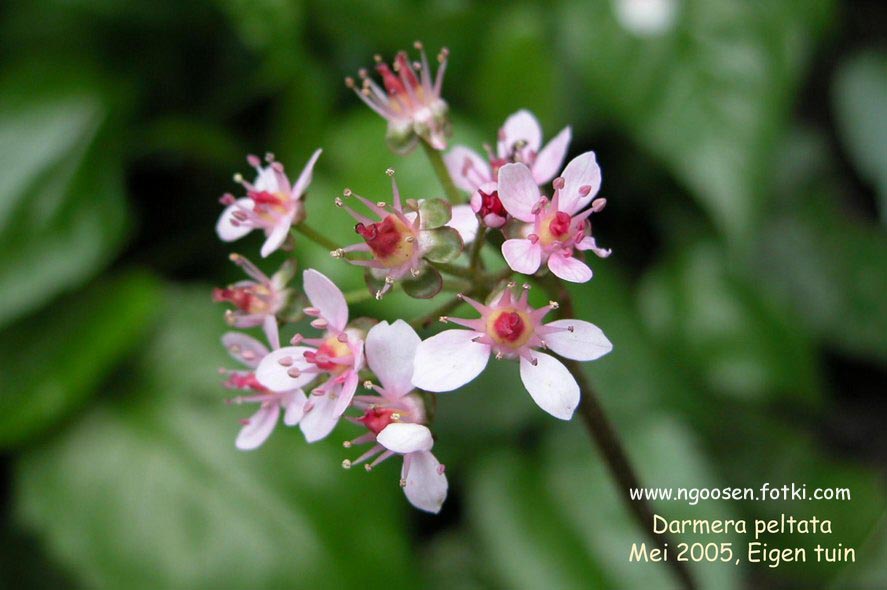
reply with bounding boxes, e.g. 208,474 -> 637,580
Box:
419,226 -> 463,263
401,264 -> 443,299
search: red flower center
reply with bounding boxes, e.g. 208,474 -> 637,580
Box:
359,407 -> 398,435
478,189 -> 506,219
355,215 -> 415,267
548,211 -> 572,238
493,311 -> 526,343
213,285 -> 270,314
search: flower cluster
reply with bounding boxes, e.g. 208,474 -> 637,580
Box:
212,43 -> 612,514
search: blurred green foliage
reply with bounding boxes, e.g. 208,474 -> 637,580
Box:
0,1 -> 884,589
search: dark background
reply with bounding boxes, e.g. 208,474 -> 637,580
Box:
0,1 -> 885,588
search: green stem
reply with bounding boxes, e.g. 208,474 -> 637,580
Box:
343,288 -> 376,305
430,261 -> 474,280
421,140 -> 463,204
469,225 -> 488,273
536,275 -> 697,590
292,223 -> 340,253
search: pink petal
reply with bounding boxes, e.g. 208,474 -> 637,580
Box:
261,217 -> 292,258
444,146 -> 490,192
291,148 -> 322,197
216,198 -> 254,241
377,423 -> 433,454
282,390 -> 308,426
302,269 -> 348,331
532,126 -> 571,185
221,332 -> 269,369
576,235 -> 612,258
299,393 -> 339,442
412,330 -> 491,392
262,315 -> 280,350
559,151 -> 601,215
255,346 -> 316,392
502,239 -> 543,275
333,370 -> 359,416
447,204 -> 479,245
236,403 -> 280,450
500,110 -> 542,155
543,319 -> 613,361
497,163 -> 539,222
402,451 -> 448,513
253,166 -> 279,193
548,253 -> 592,283
519,352 -> 579,420
366,320 -> 421,398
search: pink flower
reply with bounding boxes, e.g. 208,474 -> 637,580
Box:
221,327 -> 311,451
342,320 -> 448,513
216,150 -> 322,257
412,284 -> 612,420
499,152 -> 611,282
445,108 -> 571,197
333,171 -> 463,299
346,42 -> 450,154
212,254 -> 295,344
255,269 -> 364,442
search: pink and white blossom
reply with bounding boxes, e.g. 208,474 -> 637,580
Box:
217,150 -> 322,257
499,152 -> 611,282
213,254 -> 295,344
255,269 -> 364,442
445,109 -> 571,197
412,284 -> 612,420
347,42 -> 450,154
342,320 -> 448,513
221,327 -> 311,451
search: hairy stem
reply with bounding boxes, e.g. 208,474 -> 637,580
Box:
536,275 -> 697,590
421,140 -> 463,204
292,223 -> 340,253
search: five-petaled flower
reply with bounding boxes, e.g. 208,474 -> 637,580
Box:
221,326 -> 308,451
213,253 -> 295,344
346,42 -> 450,154
445,110 -> 571,228
341,320 -> 448,513
412,283 -> 612,420
499,152 -> 612,283
255,269 -> 364,442
217,149 -> 322,257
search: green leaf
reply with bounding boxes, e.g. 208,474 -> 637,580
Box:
421,227 -> 464,263
637,240 -> 821,402
418,198 -> 452,230
558,0 -> 834,243
0,63 -> 130,328
402,265 -> 443,299
832,50 -> 887,223
14,288 -> 413,590
0,272 -> 161,448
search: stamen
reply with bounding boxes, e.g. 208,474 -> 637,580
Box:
342,459 -> 352,469
385,168 -> 395,177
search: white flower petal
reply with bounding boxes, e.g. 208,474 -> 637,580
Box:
500,110 -> 542,155
291,148 -> 322,197
497,163 -> 539,222
502,238 -> 543,275
282,390 -> 308,426
444,146 -> 490,192
216,198 -> 254,242
377,423 -> 434,454
519,352 -> 579,420
299,393 -> 340,442
559,151 -> 602,215
255,346 -> 316,392
402,451 -> 448,514
221,332 -> 269,369
302,268 -> 349,331
548,253 -> 592,283
412,330 -> 491,392
544,319 -> 613,361
366,320 -> 421,398
235,403 -> 280,450
253,166 -> 279,193
261,217 -> 292,258
332,370 -> 359,416
447,204 -> 479,245
532,126 -> 571,185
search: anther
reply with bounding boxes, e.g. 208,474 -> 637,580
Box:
331,248 -> 345,258
265,152 -> 275,162
391,412 -> 401,421
385,168 -> 395,177
342,459 -> 352,469
233,173 -> 244,183
334,197 -> 344,207
343,441 -> 352,448
364,464 -> 373,472
363,380 -> 373,390
549,300 -> 559,310
287,367 -> 301,378
345,77 -> 355,88
439,316 -> 448,323
290,334 -> 304,345
399,478 -> 407,488
277,356 -> 293,367
343,188 -> 352,197
495,351 -> 504,360
413,40 -> 423,50
405,236 -> 415,243
567,325 -> 575,332
376,201 -> 387,208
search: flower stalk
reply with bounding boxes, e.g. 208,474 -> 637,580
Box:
421,140 -> 463,204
